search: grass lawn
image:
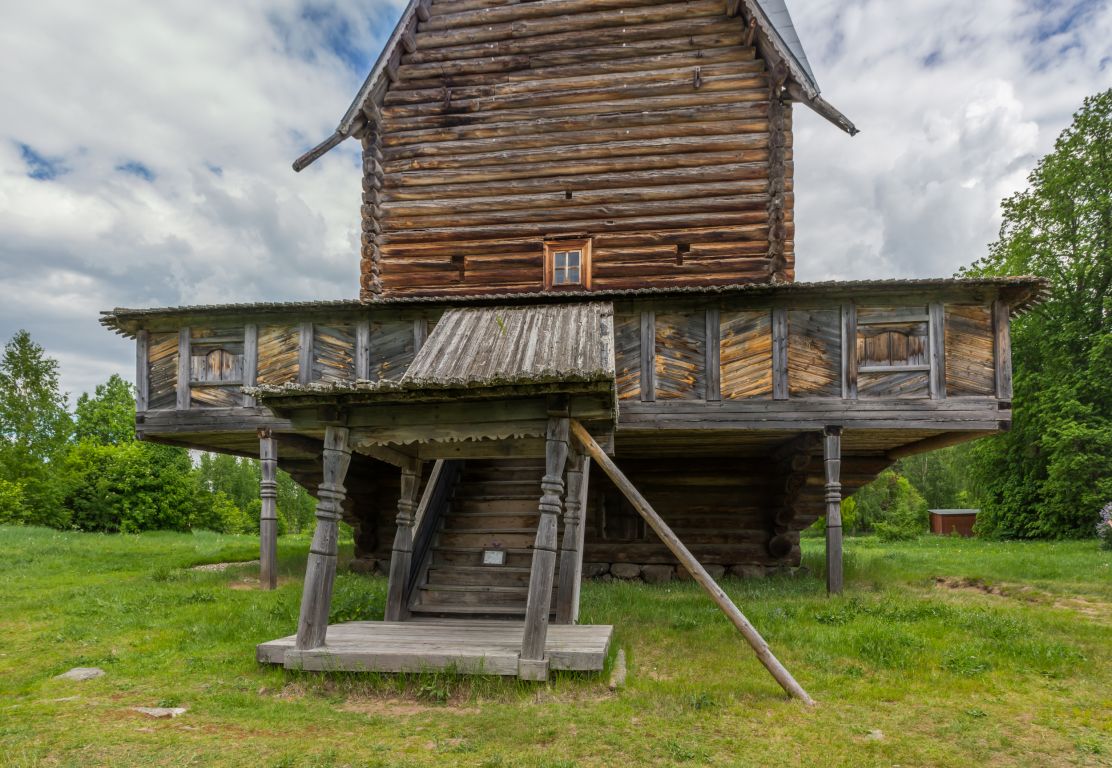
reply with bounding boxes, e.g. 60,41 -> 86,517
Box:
1,526 -> 1110,767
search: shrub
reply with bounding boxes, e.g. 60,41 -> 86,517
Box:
1098,502 -> 1112,550
859,471 -> 929,541
0,478 -> 25,523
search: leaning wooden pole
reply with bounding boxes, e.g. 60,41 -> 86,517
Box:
569,420 -> 815,705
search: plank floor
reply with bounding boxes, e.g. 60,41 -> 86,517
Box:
257,620 -> 613,676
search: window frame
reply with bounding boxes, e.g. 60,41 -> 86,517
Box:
543,238 -> 592,291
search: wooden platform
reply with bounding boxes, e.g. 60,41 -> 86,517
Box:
257,620 -> 613,676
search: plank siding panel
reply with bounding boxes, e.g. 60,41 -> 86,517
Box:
365,1 -> 789,299
719,310 -> 772,400
256,325 -> 300,386
787,309 -> 840,398
313,324 -> 356,383
370,320 -> 417,381
857,371 -> 930,399
613,313 -> 642,401
654,311 -> 705,400
945,305 -> 995,396
191,386 -> 241,409
148,332 -> 178,410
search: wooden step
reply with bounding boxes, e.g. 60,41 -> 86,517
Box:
453,497 -> 541,514
408,602 -> 528,617
436,530 -> 537,549
443,513 -> 542,530
425,565 -> 535,587
431,547 -> 537,568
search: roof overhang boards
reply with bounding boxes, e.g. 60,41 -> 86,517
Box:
292,0 -> 856,172
725,0 -> 857,136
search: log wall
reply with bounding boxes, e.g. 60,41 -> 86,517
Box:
363,0 -> 792,298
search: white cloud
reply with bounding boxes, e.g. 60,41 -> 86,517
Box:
0,0 -> 1108,397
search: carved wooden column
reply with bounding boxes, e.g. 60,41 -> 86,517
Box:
295,426 -> 351,650
385,458 -> 422,622
824,426 -> 844,595
519,416 -> 570,680
258,427 -> 279,591
556,449 -> 589,625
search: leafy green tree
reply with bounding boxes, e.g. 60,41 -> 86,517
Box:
961,89 -> 1112,538
850,470 -> 929,540
0,330 -> 72,526
61,440 -> 205,533
74,374 -> 135,445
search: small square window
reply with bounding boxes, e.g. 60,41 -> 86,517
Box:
544,239 -> 591,290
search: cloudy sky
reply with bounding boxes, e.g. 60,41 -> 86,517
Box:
1,0 -> 1109,397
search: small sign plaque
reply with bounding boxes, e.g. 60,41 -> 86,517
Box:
482,549 -> 506,566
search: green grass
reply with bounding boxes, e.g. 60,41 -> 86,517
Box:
1,526 -> 1110,767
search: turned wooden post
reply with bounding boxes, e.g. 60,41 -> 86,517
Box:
258,428 -> 279,591
824,426 -> 844,595
556,449 -> 590,625
295,426 -> 351,650
385,458 -> 422,622
519,416 -> 570,680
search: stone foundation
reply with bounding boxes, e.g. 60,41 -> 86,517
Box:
584,562 -> 810,582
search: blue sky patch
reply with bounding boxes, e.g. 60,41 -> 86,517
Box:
18,143 -> 69,181
116,161 -> 155,181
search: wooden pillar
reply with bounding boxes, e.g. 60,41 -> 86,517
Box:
258,428 -> 278,591
772,308 -> 788,400
243,324 -> 258,407
295,426 -> 351,651
135,329 -> 149,413
555,449 -> 589,625
519,416 -> 570,680
176,327 -> 190,411
385,459 -> 422,622
993,300 -> 1012,400
824,426 -> 843,595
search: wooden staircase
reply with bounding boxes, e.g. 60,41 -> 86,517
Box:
409,459 -> 559,619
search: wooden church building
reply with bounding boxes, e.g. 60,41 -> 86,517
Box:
102,0 -> 1042,682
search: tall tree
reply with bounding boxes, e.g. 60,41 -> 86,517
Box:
74,374 -> 135,445
961,89 -> 1112,538
0,330 -> 72,525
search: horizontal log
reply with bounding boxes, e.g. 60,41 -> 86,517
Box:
385,148 -> 770,187
381,89 -> 773,131
381,132 -> 769,174
405,17 -> 740,65
421,0 -> 687,32
383,118 -> 768,160
382,179 -> 768,217
381,161 -> 773,201
378,210 -> 770,244
414,1 -> 724,51
385,60 -> 759,106
383,103 -> 768,147
383,193 -> 769,230
397,31 -> 747,83
381,72 -> 767,119
398,47 -> 755,91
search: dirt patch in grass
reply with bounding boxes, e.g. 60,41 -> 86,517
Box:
190,560 -> 260,572
338,697 -> 479,717
226,575 -> 294,590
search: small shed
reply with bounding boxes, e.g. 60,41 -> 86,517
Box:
929,509 -> 979,537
